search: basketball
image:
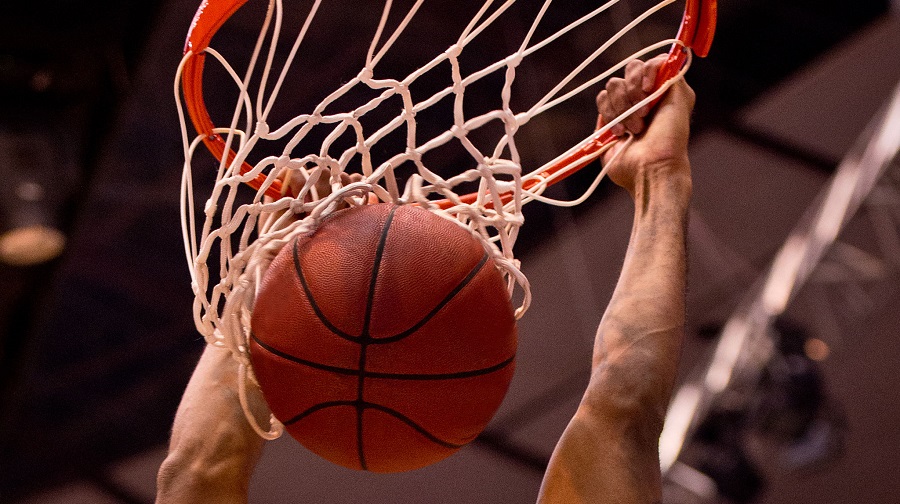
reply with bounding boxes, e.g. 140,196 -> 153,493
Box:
249,203 -> 517,473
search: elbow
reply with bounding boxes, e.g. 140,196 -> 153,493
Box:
578,360 -> 670,441
156,425 -> 262,504
156,449 -> 250,504
156,451 -> 198,504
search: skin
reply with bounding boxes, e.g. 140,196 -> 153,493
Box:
537,55 -> 693,503
157,54 -> 693,504
156,347 -> 268,504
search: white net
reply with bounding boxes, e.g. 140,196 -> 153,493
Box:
175,0 -> 691,438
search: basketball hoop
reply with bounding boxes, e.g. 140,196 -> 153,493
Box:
175,0 -> 716,439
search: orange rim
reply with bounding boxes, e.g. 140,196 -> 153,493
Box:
181,0 -> 717,204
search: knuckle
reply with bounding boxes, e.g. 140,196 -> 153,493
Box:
606,77 -> 625,92
679,82 -> 697,107
625,59 -> 643,73
627,82 -> 644,100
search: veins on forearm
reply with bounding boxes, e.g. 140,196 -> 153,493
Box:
586,171 -> 690,424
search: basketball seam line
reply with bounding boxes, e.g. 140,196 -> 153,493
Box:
292,245 -> 491,346
292,239 -> 356,341
250,333 -> 514,380
356,205 -> 398,471
364,402 -> 467,449
379,251 -> 489,344
280,400 -> 466,450
281,400 -> 356,425
361,205 -> 398,338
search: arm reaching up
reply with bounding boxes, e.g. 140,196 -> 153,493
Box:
538,55 -> 694,504
156,345 -> 269,504
156,169 -> 364,504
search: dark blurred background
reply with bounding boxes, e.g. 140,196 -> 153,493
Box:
1,1 -> 899,503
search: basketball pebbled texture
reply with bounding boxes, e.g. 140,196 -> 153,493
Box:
250,203 -> 517,472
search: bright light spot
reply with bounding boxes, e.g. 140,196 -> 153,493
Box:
0,225 -> 66,266
804,337 -> 830,361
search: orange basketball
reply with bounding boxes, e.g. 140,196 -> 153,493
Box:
250,203 -> 517,472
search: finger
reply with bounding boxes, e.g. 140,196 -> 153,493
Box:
595,90 -> 607,128
597,88 -> 626,136
343,172 -> 364,184
596,86 -> 610,116
610,76 -> 648,135
605,78 -> 632,116
622,60 -> 649,134
264,168 -> 299,203
606,78 -> 634,133
314,170 -> 334,197
285,169 -> 305,197
624,59 -> 648,111
642,53 -> 669,92
620,105 -> 645,136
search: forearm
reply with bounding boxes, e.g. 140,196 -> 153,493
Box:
538,163 -> 690,504
586,161 -> 691,430
156,345 -> 267,504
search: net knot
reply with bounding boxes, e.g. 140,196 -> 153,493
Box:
405,147 -> 422,163
479,160 -> 494,176
254,121 -> 269,136
289,197 -> 308,215
275,155 -> 291,169
444,44 -> 463,59
358,67 -> 374,83
450,124 -> 467,139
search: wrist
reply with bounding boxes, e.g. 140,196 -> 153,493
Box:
631,159 -> 692,210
